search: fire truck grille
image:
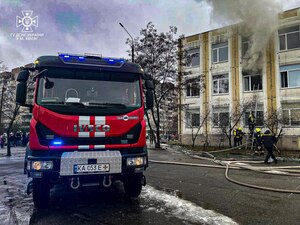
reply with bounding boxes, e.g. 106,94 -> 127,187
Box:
60,151 -> 122,176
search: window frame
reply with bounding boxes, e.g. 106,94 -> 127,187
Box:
185,111 -> 200,128
283,108 -> 300,126
280,68 -> 300,88
185,77 -> 200,97
212,111 -> 230,127
212,74 -> 229,95
243,74 -> 263,92
212,42 -> 228,63
186,47 -> 200,68
278,26 -> 300,51
244,111 -> 264,127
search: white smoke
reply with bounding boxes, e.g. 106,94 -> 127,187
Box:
205,0 -> 283,72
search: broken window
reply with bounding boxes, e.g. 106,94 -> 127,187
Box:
242,37 -> 250,57
278,25 -> 300,51
243,71 -> 263,91
213,74 -> 229,94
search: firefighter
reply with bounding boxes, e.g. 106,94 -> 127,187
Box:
248,112 -> 255,134
254,128 -> 263,155
233,128 -> 239,147
237,127 -> 245,147
233,127 -> 244,148
262,130 -> 277,164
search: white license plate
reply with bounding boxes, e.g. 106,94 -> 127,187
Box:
74,163 -> 110,173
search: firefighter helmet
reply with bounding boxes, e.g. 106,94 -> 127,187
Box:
256,128 -> 261,132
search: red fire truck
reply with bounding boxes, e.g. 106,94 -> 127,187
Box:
16,53 -> 154,208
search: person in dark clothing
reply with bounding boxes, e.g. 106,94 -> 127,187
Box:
262,130 -> 277,164
22,132 -> 27,146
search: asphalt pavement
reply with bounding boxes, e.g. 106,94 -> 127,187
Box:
146,144 -> 300,225
0,145 -> 299,225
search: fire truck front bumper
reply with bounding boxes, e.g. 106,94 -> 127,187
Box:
25,149 -> 148,179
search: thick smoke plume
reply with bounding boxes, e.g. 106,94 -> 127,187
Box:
205,0 -> 283,72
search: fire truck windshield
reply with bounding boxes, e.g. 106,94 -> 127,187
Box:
36,69 -> 142,114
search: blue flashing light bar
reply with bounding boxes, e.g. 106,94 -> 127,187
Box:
58,53 -> 126,66
51,140 -> 63,146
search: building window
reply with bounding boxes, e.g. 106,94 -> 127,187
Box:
243,72 -> 263,91
186,47 -> 200,67
213,112 -> 229,127
186,78 -> 200,97
278,25 -> 300,51
242,37 -> 250,57
186,111 -> 200,127
212,42 -> 228,63
280,68 -> 300,88
213,74 -> 229,94
283,109 -> 300,126
245,111 -> 264,126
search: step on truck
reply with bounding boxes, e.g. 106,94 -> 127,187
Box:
16,53 -> 154,208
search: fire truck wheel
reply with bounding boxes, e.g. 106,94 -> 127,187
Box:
123,175 -> 143,198
32,179 -> 50,208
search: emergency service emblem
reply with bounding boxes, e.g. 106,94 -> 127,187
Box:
16,10 -> 38,33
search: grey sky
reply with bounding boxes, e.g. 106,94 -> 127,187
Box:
0,0 -> 299,69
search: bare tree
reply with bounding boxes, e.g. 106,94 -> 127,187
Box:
264,108 -> 284,139
217,102 -> 251,148
183,105 -> 210,148
0,63 -> 21,156
128,22 -> 178,148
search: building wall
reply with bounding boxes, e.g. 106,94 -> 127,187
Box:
179,7 -> 300,150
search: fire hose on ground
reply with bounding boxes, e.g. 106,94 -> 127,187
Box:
148,145 -> 300,194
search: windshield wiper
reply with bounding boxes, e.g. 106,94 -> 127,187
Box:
42,101 -> 85,108
88,102 -> 127,108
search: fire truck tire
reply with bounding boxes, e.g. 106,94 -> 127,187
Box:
123,175 -> 143,198
32,179 -> 50,208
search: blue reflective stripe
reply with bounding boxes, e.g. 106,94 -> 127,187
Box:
280,64 -> 300,71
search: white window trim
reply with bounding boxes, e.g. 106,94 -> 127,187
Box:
279,29 -> 300,51
212,111 -> 229,127
186,53 -> 200,68
283,108 -> 300,127
280,68 -> 300,89
212,45 -> 228,63
185,111 -> 200,128
212,75 -> 229,95
243,74 -> 262,92
185,76 -> 200,98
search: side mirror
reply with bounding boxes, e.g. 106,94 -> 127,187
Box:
16,81 -> 27,105
146,90 -> 154,109
16,70 -> 29,106
45,78 -> 54,89
17,70 -> 29,82
145,80 -> 154,90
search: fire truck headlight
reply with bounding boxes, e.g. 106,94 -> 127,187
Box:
31,161 -> 53,170
126,157 -> 145,167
